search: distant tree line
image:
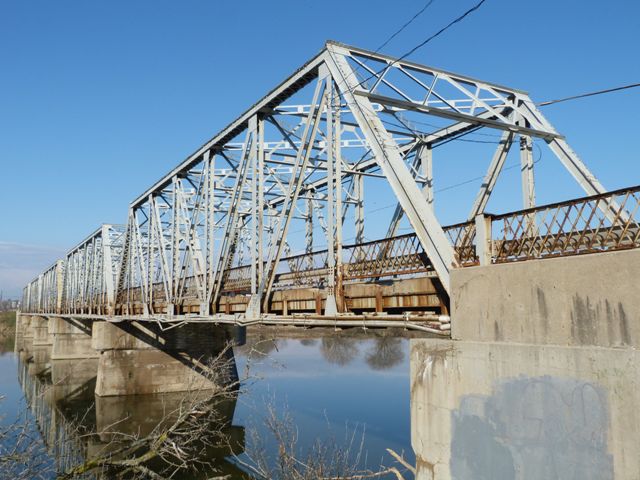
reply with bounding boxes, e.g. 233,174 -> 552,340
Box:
0,298 -> 19,312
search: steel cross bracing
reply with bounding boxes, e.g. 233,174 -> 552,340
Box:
22,41 -> 630,319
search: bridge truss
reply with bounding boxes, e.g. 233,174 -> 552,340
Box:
22,41 -> 639,320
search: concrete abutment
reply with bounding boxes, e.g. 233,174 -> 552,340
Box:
451,248 -> 640,347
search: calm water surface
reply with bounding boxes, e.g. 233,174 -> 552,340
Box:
1,330 -> 414,478
2,328 -> 638,479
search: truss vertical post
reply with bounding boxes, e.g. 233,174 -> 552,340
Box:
203,150 -> 215,317
37,273 -> 43,313
420,143 -> 434,209
306,196 -> 313,267
520,135 -> 535,209
147,195 -> 155,315
475,214 -> 493,266
518,98 -> 625,221
257,118 -> 265,290
520,134 -> 536,233
101,225 -> 115,314
55,260 -> 64,314
170,176 -> 179,312
355,173 -> 364,245
468,131 -> 514,220
323,66 -> 338,315
247,116 -> 262,318
334,93 -> 344,312
250,116 -> 258,297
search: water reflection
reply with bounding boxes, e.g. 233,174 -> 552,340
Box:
237,334 -> 284,361
365,337 -> 404,370
13,341 -> 247,479
320,336 -> 360,366
9,329 -> 416,479
410,339 -> 640,480
233,330 -> 414,473
8,325 -> 640,479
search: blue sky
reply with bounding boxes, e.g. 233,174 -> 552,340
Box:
0,0 -> 638,296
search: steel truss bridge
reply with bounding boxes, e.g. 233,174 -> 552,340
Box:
22,41 -> 640,328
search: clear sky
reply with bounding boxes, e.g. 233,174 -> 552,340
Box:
0,0 -> 638,297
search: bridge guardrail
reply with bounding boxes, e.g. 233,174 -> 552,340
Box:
488,184 -> 640,263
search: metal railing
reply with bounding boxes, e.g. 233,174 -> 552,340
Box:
342,233 -> 432,280
444,222 -> 478,267
489,185 -> 640,263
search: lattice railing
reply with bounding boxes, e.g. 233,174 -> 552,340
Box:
444,222 -> 477,266
491,185 -> 640,262
272,249 -> 330,290
218,223 -> 480,291
342,234 -> 432,279
221,265 -> 252,293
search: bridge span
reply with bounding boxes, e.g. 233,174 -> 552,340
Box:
18,41 -> 640,383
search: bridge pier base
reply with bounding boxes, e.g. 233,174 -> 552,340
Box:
28,345 -> 51,377
14,312 -> 27,353
92,321 -> 239,397
50,317 -> 98,360
50,357 -> 99,403
19,314 -> 34,344
410,339 -> 640,479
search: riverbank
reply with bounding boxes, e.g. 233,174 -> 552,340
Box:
0,311 -> 16,353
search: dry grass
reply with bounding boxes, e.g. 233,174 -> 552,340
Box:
0,311 -> 16,353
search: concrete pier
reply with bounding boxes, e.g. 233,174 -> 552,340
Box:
21,314 -> 34,342
92,321 -> 239,396
28,345 -> 51,377
16,347 -> 246,478
50,358 -> 99,403
410,339 -> 639,479
32,316 -> 53,346
14,312 -> 26,354
50,317 -> 98,360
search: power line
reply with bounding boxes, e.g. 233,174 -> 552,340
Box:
538,82 -> 640,106
346,0 -> 488,93
331,0 -> 439,102
375,0 -> 436,52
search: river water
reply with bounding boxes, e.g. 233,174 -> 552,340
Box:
2,328 -> 638,479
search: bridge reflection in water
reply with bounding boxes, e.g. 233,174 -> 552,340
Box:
13,329 -> 640,479
15,334 -> 248,479
410,339 -> 640,480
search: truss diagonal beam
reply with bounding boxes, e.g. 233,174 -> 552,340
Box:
326,44 -> 456,292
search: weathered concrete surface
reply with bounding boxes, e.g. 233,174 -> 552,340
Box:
410,339 -> 640,480
31,316 -> 53,346
28,345 -> 51,377
50,358 -> 99,402
451,249 -> 640,346
94,322 -> 238,396
50,317 -> 98,360
14,313 -> 27,353
92,321 -> 156,350
20,314 -> 34,340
